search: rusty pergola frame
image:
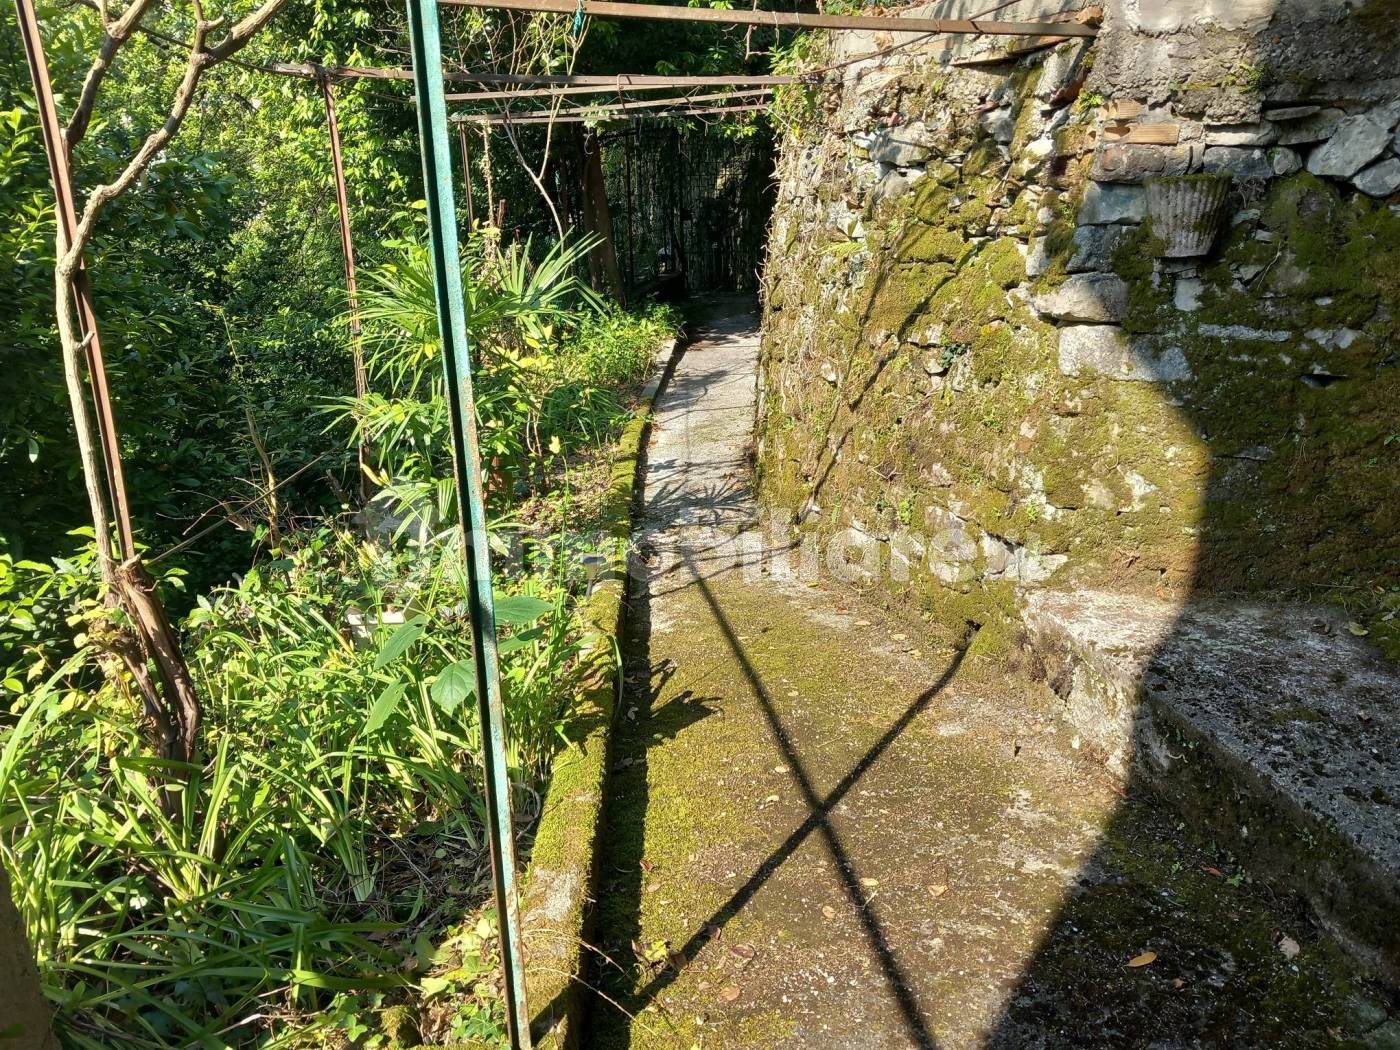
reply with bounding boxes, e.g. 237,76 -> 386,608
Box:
454,101 -> 771,124
442,0 -> 1099,37
14,0 -> 1099,1045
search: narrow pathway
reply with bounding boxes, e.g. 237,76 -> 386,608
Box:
584,302 -> 1381,1049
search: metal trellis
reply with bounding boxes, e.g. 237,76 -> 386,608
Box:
404,0 -> 533,1046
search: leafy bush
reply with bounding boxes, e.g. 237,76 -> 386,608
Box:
334,234 -> 678,539
558,303 -> 678,387
0,527 -> 577,1047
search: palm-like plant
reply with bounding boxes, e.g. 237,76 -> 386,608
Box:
328,230 -> 607,540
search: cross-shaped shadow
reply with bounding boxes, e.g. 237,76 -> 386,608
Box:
593,545 -> 973,1047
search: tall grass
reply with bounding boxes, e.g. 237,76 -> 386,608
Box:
0,529 -> 579,1046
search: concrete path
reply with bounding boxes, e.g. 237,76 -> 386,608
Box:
583,302 -> 1386,1049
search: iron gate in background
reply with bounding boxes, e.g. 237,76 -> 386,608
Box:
602,123 -> 776,295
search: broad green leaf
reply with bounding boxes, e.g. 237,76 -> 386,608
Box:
365,681 -> 407,736
421,973 -> 453,998
373,616 -> 426,669
431,659 -> 476,712
493,594 -> 552,626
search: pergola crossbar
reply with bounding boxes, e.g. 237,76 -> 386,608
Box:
438,0 -> 1100,38
446,81 -> 778,101
266,62 -> 802,88
454,101 -> 771,123
454,86 -> 771,114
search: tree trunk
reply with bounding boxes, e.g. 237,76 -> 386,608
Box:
579,127 -> 625,305
0,865 -> 58,1050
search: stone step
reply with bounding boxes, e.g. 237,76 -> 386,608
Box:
1020,590 -> 1400,985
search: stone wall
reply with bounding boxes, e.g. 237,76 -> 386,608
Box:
756,0 -> 1400,655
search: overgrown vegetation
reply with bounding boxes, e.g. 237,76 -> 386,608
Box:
1,221 -> 676,1045
0,0 -> 787,1041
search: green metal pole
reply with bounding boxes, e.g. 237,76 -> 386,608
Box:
403,2 -> 532,1046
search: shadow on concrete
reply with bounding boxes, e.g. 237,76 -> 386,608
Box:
586,537 -> 972,1048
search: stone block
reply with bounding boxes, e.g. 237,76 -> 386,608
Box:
1276,107 -> 1345,146
979,108 -> 1016,144
1271,147 -> 1302,176
1077,182 -> 1147,225
1058,326 -> 1191,382
1353,157 -> 1400,198
1067,225 -> 1129,273
1264,105 -> 1321,122
1306,114 -> 1392,177
1204,121 -> 1278,147
1032,274 -> 1130,323
1173,276 -> 1204,311
1202,146 -> 1275,180
1034,39 -> 1089,102
867,122 -> 933,167
870,169 -> 918,205
1091,142 -> 1197,183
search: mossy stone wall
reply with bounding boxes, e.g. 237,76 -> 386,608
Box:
757,4 -> 1400,656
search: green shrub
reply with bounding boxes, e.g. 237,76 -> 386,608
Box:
0,527 -> 575,1047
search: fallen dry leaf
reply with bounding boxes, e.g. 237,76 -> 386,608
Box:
1127,950 -> 1158,968
1201,866 -> 1223,877
719,985 -> 741,1002
729,943 -> 756,961
860,877 -> 879,888
822,905 -> 836,919
1346,621 -> 1369,636
1279,935 -> 1301,960
928,884 -> 948,898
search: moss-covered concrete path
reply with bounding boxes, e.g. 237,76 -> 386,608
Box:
582,302 -> 1387,1049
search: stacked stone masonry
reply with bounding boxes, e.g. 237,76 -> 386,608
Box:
758,0 -> 1400,658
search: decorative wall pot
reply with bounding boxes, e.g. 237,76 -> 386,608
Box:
1145,174 -> 1233,258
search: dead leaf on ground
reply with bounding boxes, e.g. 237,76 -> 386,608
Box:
719,985 -> 741,1002
1127,950 -> 1158,968
1279,935 -> 1301,960
928,884 -> 948,898
822,905 -> 836,919
1201,865 -> 1223,877
729,943 -> 756,961
860,877 -> 879,888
